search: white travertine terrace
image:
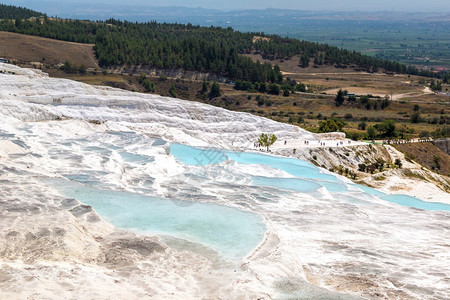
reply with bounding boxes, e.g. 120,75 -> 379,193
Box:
0,63 -> 449,300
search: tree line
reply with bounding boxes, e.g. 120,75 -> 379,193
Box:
253,34 -> 446,79
0,4 -> 42,19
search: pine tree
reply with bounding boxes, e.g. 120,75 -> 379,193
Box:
209,81 -> 221,99
335,89 -> 345,107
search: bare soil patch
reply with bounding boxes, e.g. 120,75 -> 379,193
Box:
0,31 -> 98,68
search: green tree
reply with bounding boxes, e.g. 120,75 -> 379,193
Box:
376,119 -> 397,138
410,112 -> 422,124
78,64 -> 87,74
209,81 -> 221,99
258,82 -> 267,93
430,80 -> 442,91
318,119 -> 344,133
268,83 -> 280,95
335,89 -> 345,107
201,81 -> 208,94
358,121 -> 367,130
256,95 -> 264,106
169,84 -> 177,97
367,126 -> 376,139
300,55 -> 309,68
295,83 -> 306,92
258,133 -> 277,151
380,96 -> 390,109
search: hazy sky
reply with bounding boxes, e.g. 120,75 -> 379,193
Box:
4,0 -> 450,12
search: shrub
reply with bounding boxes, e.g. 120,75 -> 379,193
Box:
348,95 -> 356,102
404,152 -> 415,162
358,121 -> 367,130
60,60 -> 78,74
169,84 -> 177,97
410,112 -> 422,123
344,113 -> 353,120
380,96 -> 390,109
433,156 -> 441,170
419,131 -> 430,138
367,126 -> 376,139
268,83 -> 280,95
295,83 -> 306,92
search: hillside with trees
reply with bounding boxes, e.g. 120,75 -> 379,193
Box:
0,5 -> 447,83
0,4 -> 43,19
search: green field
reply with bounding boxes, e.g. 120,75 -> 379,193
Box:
239,20 -> 450,70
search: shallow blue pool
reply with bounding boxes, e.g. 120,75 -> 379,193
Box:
170,144 -> 338,181
170,143 -> 450,212
52,179 -> 266,259
380,194 -> 450,211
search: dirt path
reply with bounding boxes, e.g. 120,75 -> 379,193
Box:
324,87 -> 387,97
391,86 -> 434,100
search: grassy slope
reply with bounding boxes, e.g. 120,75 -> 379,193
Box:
0,31 -> 98,68
394,142 -> 450,176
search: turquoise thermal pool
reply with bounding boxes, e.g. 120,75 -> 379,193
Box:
47,137 -> 450,263
170,143 -> 450,212
52,179 -> 266,260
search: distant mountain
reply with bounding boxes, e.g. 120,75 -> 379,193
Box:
4,2 -> 450,23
